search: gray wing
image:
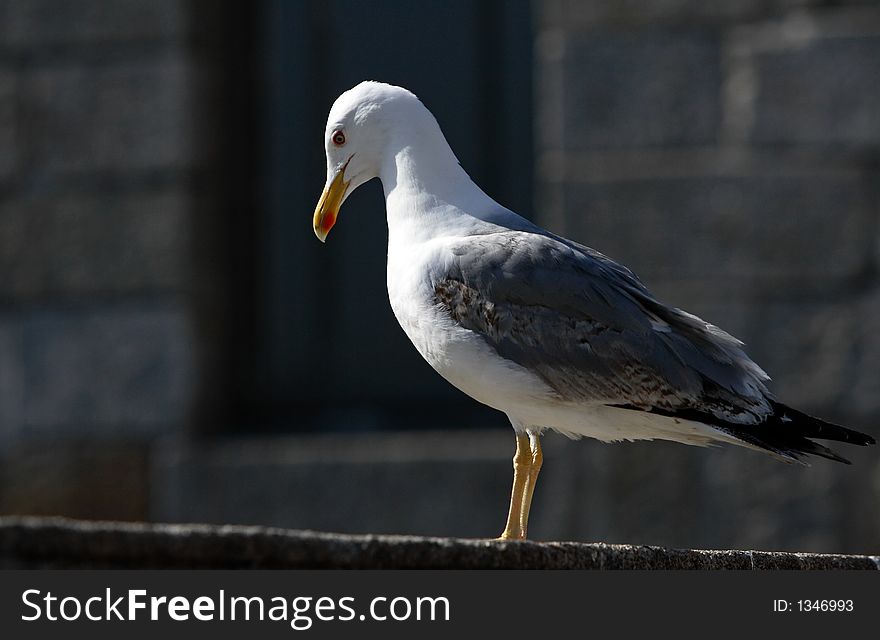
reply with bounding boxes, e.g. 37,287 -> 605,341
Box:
434,231 -> 773,424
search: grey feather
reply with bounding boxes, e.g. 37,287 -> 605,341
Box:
434,231 -> 773,425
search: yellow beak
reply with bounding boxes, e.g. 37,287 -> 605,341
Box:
313,159 -> 351,242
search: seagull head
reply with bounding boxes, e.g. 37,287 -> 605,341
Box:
312,81 -> 440,242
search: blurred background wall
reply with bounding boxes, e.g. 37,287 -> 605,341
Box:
0,0 -> 878,554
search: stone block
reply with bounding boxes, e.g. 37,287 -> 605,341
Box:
0,190 -> 190,299
559,173 -> 873,288
0,315 -> 23,440
536,0 -> 813,30
0,442 -> 149,521
151,431 -> 514,538
752,37 -> 880,147
19,56 -> 199,174
742,300 -> 860,416
0,66 -> 15,182
560,32 -> 720,148
843,289 -> 880,417
21,304 -> 193,432
0,0 -> 7,44
3,0 -> 189,47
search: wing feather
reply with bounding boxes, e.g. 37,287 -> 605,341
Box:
435,231 -> 772,424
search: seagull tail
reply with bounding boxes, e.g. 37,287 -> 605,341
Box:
611,401 -> 875,465
720,401 -> 875,465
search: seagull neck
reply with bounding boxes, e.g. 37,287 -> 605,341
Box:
380,134 -> 496,238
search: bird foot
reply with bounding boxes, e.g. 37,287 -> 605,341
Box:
496,529 -> 527,541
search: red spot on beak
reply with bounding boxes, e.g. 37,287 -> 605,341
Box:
319,210 -> 337,235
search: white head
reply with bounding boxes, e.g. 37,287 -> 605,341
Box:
312,81 -> 453,241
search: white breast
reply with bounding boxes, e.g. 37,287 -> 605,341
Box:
386,235 -> 558,419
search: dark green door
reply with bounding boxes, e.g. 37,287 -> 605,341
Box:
248,0 -> 533,432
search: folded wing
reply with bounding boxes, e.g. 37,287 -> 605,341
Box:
434,231 -> 874,462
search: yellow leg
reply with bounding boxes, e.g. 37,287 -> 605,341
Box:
499,432 -> 534,540
518,432 -> 543,538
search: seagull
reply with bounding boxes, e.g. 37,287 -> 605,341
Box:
311,81 -> 875,540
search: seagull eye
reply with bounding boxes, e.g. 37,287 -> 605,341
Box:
331,130 -> 346,146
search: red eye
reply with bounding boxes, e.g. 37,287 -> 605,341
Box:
331,130 -> 346,146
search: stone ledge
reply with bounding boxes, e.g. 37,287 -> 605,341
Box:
1,517 -> 878,570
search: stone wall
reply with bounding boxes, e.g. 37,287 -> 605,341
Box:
523,0 -> 880,553
0,0 -> 235,519
535,1 -> 880,423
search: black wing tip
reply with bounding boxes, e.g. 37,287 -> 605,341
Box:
769,401 -> 875,447
724,403 -> 871,464
609,402 -> 873,464
728,430 -> 855,466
